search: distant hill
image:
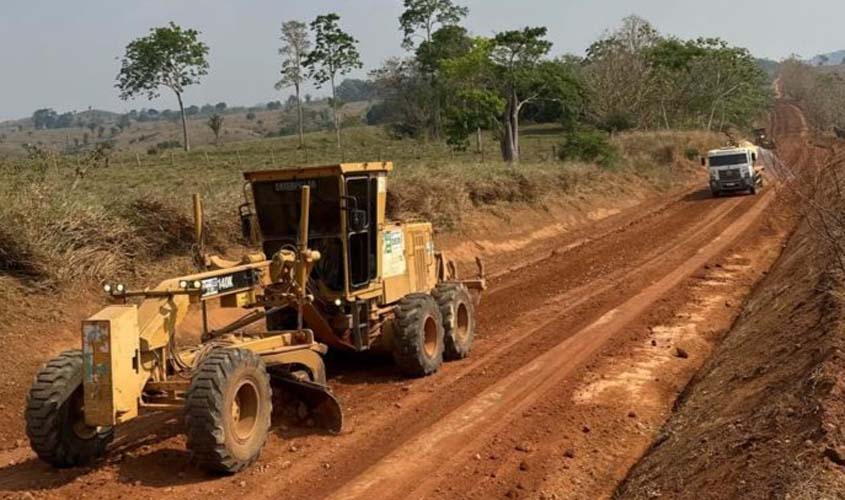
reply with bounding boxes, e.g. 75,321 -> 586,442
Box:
809,50 -> 845,66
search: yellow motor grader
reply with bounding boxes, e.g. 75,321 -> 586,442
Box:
25,162 -> 485,473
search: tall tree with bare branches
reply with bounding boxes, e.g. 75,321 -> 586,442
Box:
275,20 -> 311,149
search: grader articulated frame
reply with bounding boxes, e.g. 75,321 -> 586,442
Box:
26,162 -> 486,474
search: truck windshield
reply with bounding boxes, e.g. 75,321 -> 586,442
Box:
709,154 -> 747,167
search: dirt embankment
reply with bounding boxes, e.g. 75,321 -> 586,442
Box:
617,113 -> 845,499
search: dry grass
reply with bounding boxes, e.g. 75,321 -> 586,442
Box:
0,126 -> 721,293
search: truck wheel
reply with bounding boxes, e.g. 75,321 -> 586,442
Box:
185,348 -> 272,474
749,183 -> 757,195
392,294 -> 444,377
711,189 -> 721,198
433,283 -> 476,361
25,350 -> 114,468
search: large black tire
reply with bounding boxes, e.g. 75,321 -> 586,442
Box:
433,283 -> 476,361
392,294 -> 444,377
25,350 -> 114,468
185,349 -> 272,474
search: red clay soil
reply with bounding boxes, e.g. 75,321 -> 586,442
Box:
616,105 -> 845,499
0,105 -> 808,499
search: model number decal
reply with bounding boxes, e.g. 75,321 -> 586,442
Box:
199,270 -> 256,298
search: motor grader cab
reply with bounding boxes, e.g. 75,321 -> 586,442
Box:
753,128 -> 777,150
25,162 -> 485,474
240,162 -> 486,373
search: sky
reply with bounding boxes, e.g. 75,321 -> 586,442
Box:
1,0 -> 843,121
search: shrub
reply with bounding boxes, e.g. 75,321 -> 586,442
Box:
684,147 -> 699,161
156,140 -> 182,150
558,127 -> 620,168
0,183 -> 138,288
651,145 -> 676,165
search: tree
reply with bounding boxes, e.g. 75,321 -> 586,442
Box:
115,114 -> 129,132
55,112 -> 74,129
215,102 -> 227,112
416,25 -> 472,73
399,0 -> 468,50
335,78 -> 377,102
275,20 -> 311,149
399,1 -> 470,139
583,15 -> 659,132
303,13 -> 362,148
207,114 -> 224,144
491,27 -> 553,163
32,108 -> 58,130
116,22 -> 209,151
441,38 -> 499,150
441,36 -> 582,159
444,88 -> 505,150
646,37 -> 769,130
370,57 -> 436,137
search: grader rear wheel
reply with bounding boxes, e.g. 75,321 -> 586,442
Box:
185,348 -> 272,474
433,283 -> 476,361
392,294 -> 444,377
25,350 -> 113,468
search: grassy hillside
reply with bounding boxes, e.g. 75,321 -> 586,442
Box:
0,100 -> 371,157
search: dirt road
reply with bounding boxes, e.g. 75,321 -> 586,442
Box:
0,103 -> 808,499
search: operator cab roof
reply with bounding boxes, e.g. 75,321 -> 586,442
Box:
708,147 -> 750,156
243,162 -> 394,182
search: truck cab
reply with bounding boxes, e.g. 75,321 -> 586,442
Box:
703,145 -> 763,196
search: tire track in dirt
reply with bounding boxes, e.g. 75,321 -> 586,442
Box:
326,190 -> 775,500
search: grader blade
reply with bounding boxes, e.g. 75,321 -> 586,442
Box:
277,377 -> 343,433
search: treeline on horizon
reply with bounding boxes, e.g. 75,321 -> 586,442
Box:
19,1 -> 771,164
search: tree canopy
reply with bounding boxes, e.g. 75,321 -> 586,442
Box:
116,22 -> 209,151
303,13 -> 362,147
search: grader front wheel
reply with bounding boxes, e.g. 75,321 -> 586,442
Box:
185,349 -> 272,474
25,350 -> 114,467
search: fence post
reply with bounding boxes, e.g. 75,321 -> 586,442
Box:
271,149 -> 276,166
236,149 -> 242,165
135,152 -> 141,168
204,151 -> 211,166
170,150 -> 175,166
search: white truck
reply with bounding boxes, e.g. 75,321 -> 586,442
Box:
702,142 -> 764,197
